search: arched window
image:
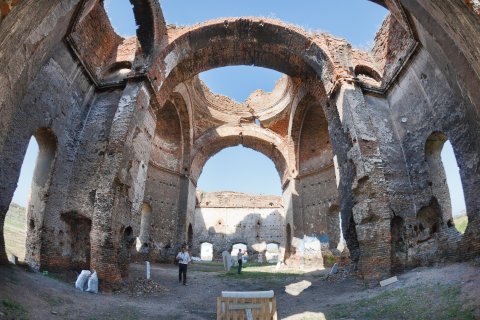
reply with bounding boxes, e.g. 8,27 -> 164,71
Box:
4,128 -> 57,266
425,133 -> 467,233
200,242 -> 213,261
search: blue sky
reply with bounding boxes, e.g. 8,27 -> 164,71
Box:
11,1 -> 467,216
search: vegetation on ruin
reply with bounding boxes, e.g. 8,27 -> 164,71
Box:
3,203 -> 27,261
454,214 -> 469,234
324,283 -> 475,320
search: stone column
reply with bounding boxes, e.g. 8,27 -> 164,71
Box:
90,82 -> 156,290
334,82 -> 393,281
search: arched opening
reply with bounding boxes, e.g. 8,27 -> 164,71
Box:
231,243 -> 248,260
3,138 -> 38,264
425,133 -> 467,233
137,203 -> 152,253
200,242 -> 213,261
3,128 -> 57,268
151,100 -> 183,172
194,145 -> 285,262
265,242 -> 280,263
119,226 -> 134,277
160,1 -> 388,48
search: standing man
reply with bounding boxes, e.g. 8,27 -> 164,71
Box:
176,245 -> 191,285
237,248 -> 244,274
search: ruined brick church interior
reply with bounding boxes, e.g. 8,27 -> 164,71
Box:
1,0 -> 480,318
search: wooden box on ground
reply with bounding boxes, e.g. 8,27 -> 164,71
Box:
217,291 -> 277,320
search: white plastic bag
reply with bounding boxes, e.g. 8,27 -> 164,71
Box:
75,270 -> 91,291
86,271 -> 98,293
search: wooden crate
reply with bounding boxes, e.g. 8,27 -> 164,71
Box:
217,296 -> 277,320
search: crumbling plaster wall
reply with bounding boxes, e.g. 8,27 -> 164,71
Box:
193,192 -> 285,259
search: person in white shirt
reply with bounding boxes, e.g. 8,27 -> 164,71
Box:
176,245 -> 191,285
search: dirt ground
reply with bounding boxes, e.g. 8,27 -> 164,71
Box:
0,260 -> 479,319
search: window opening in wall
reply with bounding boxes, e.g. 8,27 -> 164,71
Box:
425,134 -> 467,234
198,146 -> 281,195
231,243 -> 247,261
199,66 -> 283,103
104,0 -> 137,37
4,129 -> 57,265
160,1 -> 387,48
200,242 -> 213,261
441,141 -> 468,233
3,138 -> 37,263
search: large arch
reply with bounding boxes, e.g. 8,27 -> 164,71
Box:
149,18 -> 336,107
190,124 -> 292,185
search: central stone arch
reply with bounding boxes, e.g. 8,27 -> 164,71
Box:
190,124 -> 292,185
150,18 -> 337,107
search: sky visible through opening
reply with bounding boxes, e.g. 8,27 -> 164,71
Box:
10,2 -> 467,216
197,146 -> 282,195
200,67 -> 283,103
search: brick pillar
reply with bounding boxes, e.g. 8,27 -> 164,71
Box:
90,82 -> 156,290
290,178 -> 305,238
175,176 -> 190,246
334,82 -> 392,281
283,179 -> 304,238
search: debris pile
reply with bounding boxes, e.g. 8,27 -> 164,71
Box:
116,277 -> 169,297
